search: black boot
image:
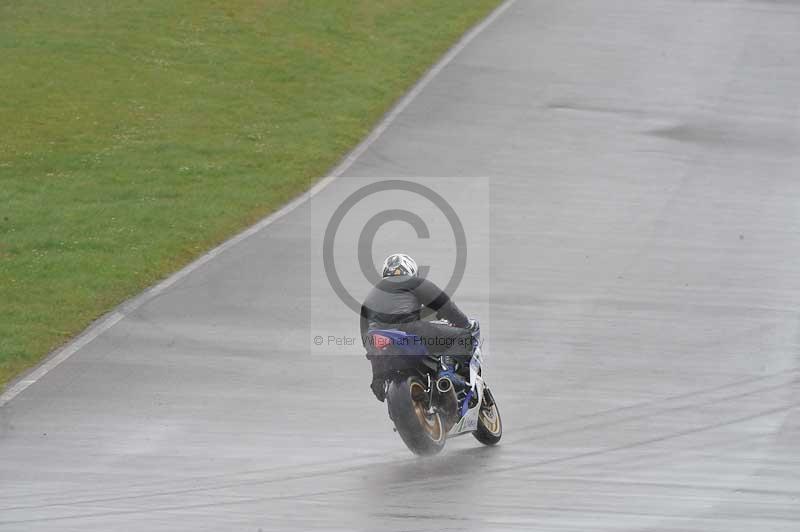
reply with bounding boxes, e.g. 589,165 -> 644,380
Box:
370,377 -> 386,402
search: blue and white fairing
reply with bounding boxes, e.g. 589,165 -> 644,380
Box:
447,343 -> 485,436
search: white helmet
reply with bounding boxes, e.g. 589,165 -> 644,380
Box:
381,253 -> 418,278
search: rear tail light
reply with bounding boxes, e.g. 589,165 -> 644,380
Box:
372,334 -> 392,350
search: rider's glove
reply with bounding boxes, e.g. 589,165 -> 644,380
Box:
468,318 -> 479,332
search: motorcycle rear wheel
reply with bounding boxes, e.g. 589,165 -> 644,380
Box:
387,376 -> 446,456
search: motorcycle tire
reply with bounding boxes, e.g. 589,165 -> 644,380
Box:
387,375 -> 446,456
473,386 -> 502,445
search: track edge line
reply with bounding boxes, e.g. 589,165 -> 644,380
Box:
0,0 -> 517,408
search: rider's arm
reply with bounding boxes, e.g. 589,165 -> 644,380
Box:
413,278 -> 470,329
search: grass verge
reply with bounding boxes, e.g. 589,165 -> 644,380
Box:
0,0 -> 501,389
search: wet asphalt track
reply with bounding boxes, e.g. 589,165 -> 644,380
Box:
2,0 -> 800,530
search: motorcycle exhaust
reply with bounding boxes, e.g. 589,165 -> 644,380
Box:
436,376 -> 453,394
433,378 -> 458,432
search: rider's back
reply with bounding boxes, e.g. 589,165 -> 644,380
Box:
360,276 -> 468,340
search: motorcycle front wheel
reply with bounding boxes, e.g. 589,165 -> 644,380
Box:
473,387 -> 502,445
387,376 -> 446,456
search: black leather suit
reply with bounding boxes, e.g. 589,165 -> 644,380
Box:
360,275 -> 472,359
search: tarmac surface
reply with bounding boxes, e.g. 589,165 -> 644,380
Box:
2,0 -> 800,530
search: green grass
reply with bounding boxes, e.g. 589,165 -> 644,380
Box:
0,0 -> 501,389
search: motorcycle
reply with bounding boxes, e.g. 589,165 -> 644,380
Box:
365,320 -> 502,455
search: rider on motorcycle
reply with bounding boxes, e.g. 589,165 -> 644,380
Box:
360,253 -> 477,401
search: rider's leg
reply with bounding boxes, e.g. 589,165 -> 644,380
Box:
366,354 -> 390,402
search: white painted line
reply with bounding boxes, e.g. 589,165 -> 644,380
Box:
0,0 -> 517,408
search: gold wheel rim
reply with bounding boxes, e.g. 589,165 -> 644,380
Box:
479,403 -> 502,435
410,382 -> 443,442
